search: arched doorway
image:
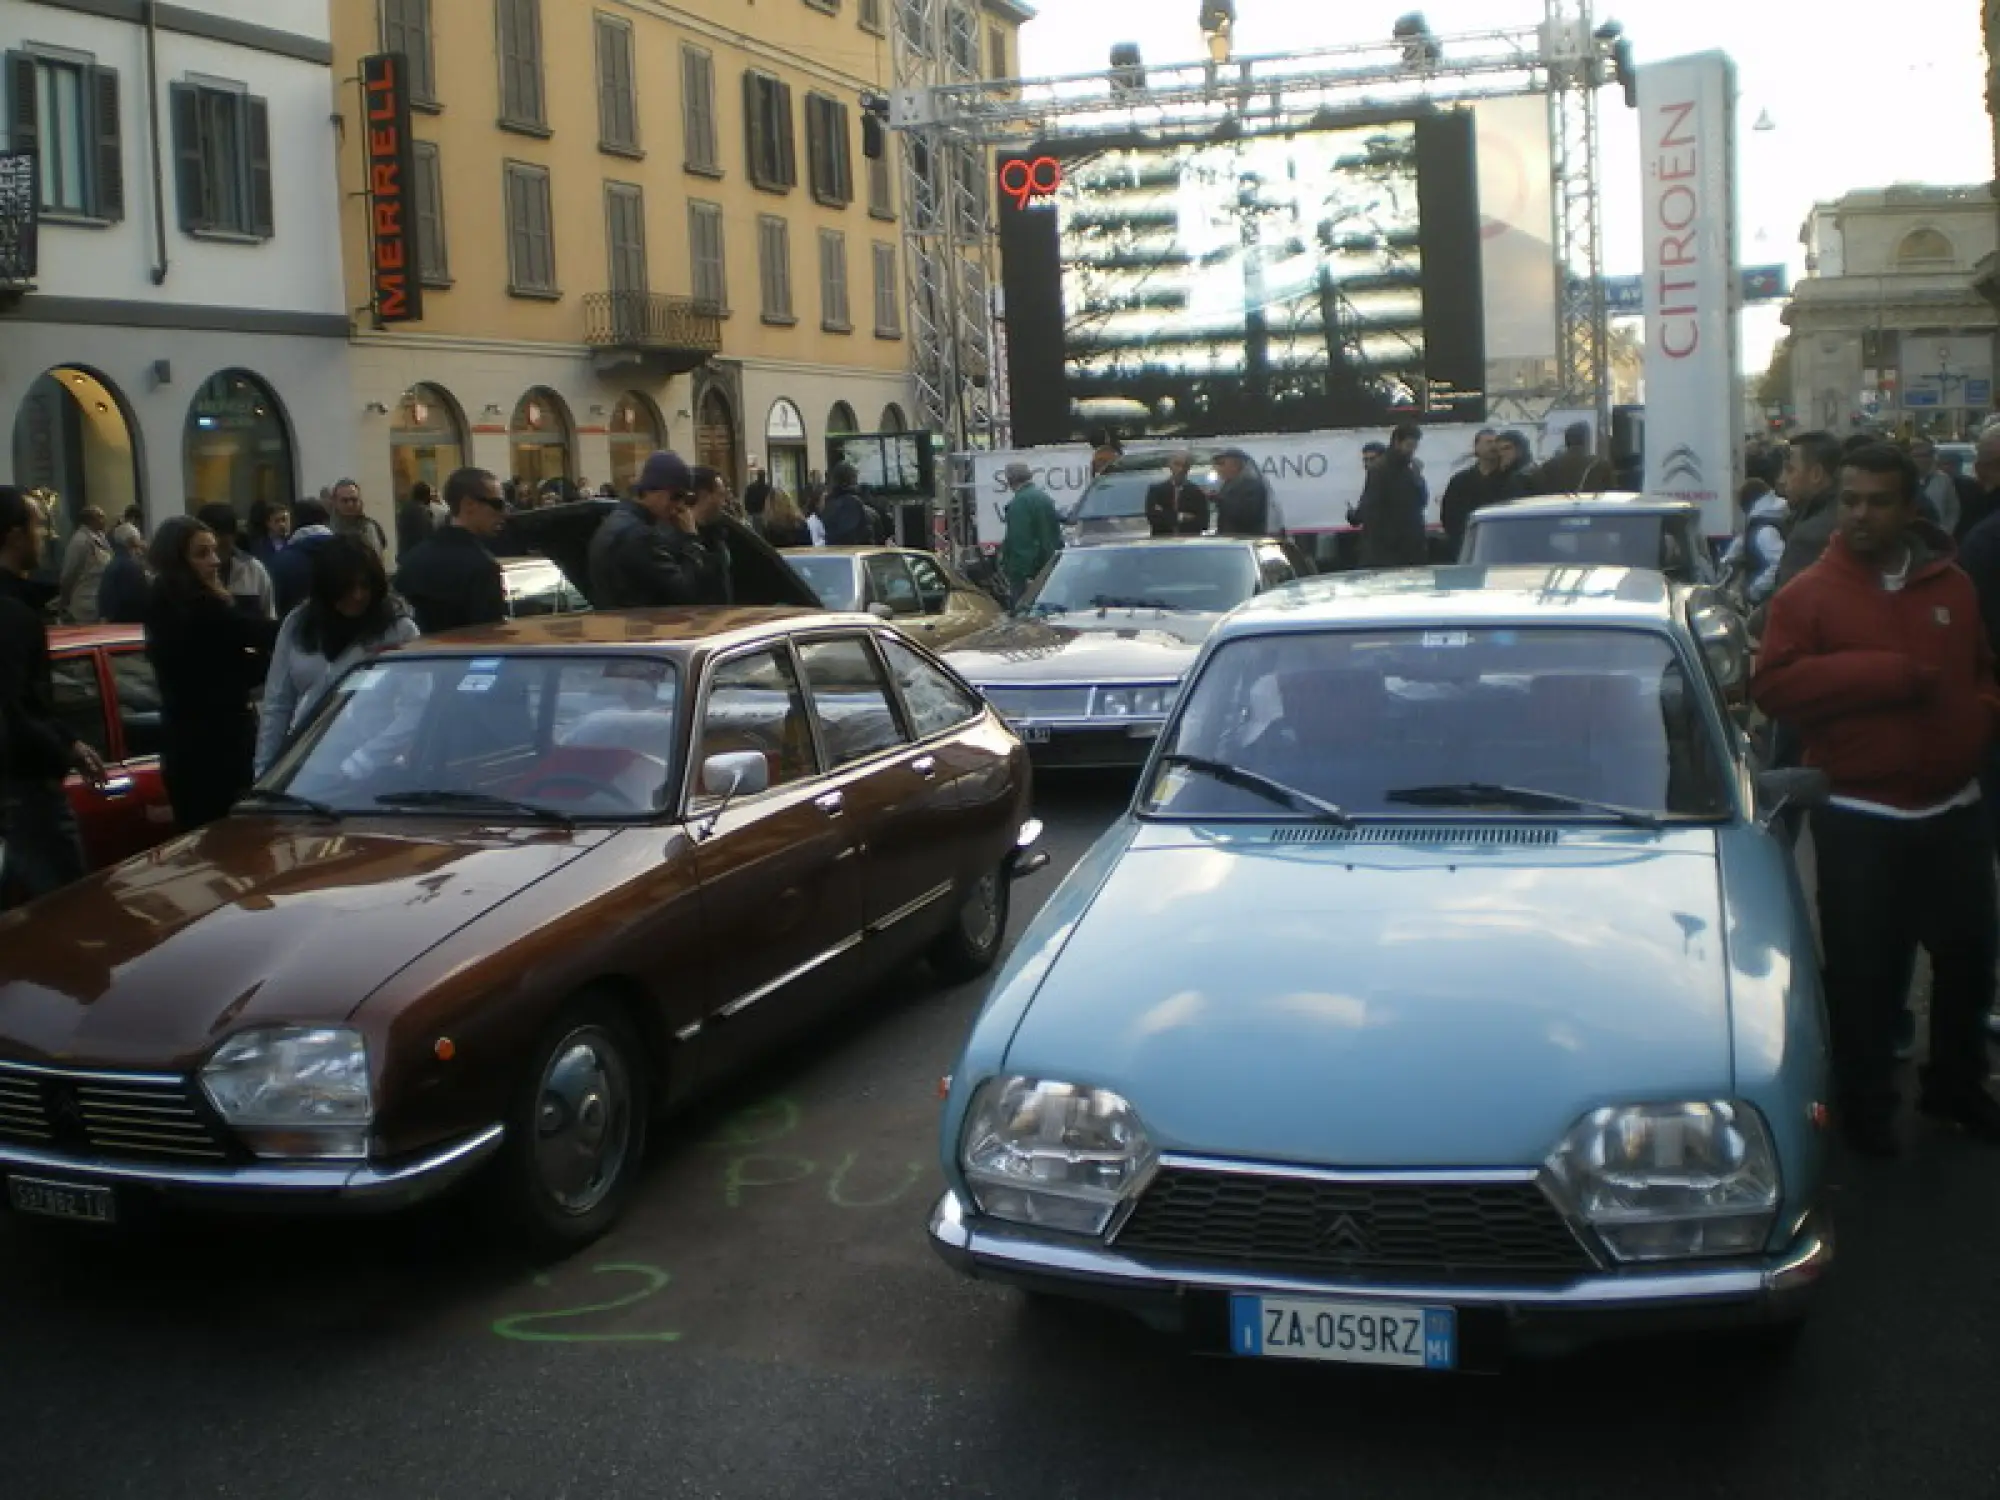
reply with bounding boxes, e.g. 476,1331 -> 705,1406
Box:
509,388 -> 574,489
183,369 -> 294,517
11,367 -> 142,567
765,398 -> 809,499
389,383 -> 467,504
608,392 -> 664,496
879,403 -> 907,432
696,387 -> 737,491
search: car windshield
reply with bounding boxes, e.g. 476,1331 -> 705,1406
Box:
1143,627 -> 1731,821
785,554 -> 862,611
263,653 -> 682,819
1020,544 -> 1256,616
1466,514 -> 1699,580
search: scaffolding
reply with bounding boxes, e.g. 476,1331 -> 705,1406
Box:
890,1 -> 1626,535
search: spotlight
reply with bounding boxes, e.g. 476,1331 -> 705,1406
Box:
1109,42 -> 1146,94
1393,13 -> 1441,68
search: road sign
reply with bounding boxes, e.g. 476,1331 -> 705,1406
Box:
1595,265 -> 1788,316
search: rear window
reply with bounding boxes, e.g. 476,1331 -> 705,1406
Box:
1466,513 -> 1698,579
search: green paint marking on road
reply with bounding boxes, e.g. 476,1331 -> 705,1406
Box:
825,1151 -> 925,1209
701,1096 -> 801,1149
491,1263 -> 684,1344
722,1153 -> 817,1206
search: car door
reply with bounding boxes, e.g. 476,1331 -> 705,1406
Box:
684,641 -> 866,1077
794,631 -> 963,969
907,551 -> 998,648
102,647 -> 175,856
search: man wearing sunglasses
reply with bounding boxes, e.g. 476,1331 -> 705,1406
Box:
393,467 -> 509,634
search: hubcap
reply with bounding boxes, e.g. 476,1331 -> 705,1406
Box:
532,1028 -> 632,1216
961,871 -> 1002,952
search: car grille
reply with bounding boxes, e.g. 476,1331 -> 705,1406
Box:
0,1062 -> 232,1163
1112,1165 -> 1596,1283
985,686 -> 1094,721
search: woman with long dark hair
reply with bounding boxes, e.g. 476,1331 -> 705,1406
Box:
256,537 -> 419,775
143,515 -> 279,830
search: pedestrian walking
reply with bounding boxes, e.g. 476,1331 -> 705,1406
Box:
760,489 -> 814,549
143,516 -> 279,831
1349,423 -> 1428,567
1439,428 -> 1504,555
269,500 -> 339,617
328,479 -> 388,558
587,451 -> 731,608
255,537 -> 419,776
1910,438 -> 1967,534
394,468 -> 508,634
57,506 -> 113,624
1145,452 -> 1210,537
1751,442 -> 2000,1156
96,523 -> 151,624
1531,421 -> 1614,496
196,503 -> 276,621
0,486 -> 104,908
998,461 -> 1062,598
819,463 -> 875,546
1214,448 -> 1278,538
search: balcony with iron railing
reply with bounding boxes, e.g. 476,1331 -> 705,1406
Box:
584,291 -> 723,376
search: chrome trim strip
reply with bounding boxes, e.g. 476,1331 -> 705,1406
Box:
0,1125 -> 506,1200
715,933 -> 865,1020
928,1191 -> 1833,1310
673,1021 -> 704,1043
0,1059 -> 186,1087
1154,1154 -> 1540,1187
867,881 -> 954,935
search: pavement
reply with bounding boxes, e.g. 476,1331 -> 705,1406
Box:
3,772 -> 1999,1500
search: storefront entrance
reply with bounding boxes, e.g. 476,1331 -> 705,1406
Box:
509,388 -> 574,489
183,370 -> 295,517
765,398 -> 809,500
11,367 -> 142,551
390,384 -> 468,505
608,392 -> 664,496
696,387 -> 737,492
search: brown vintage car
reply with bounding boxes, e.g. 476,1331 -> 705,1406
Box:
0,604 -> 1037,1251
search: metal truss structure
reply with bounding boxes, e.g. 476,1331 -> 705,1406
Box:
891,1 -> 1625,520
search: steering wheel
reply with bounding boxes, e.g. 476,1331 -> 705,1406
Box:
512,773 -> 644,813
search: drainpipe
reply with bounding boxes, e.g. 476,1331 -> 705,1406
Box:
146,0 -> 169,285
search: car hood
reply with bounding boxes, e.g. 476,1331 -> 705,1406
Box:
503,502 -> 822,612
0,818 -> 609,1072
942,614 -> 1217,684
1002,824 -> 1732,1167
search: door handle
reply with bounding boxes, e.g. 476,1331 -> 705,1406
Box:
814,790 -> 845,817
911,756 -> 937,779
99,775 -> 134,798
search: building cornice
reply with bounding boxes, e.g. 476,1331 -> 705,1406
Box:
20,0 -> 331,66
596,0 -> 894,93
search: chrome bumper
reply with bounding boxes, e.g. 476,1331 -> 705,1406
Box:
929,1189 -> 1832,1339
0,1124 -> 506,1213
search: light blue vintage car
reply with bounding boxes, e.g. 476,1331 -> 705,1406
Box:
931,565 -> 1835,1369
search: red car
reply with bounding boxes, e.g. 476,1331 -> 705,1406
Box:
45,625 -> 176,869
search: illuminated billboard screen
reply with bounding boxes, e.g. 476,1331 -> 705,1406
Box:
998,110 -> 1488,446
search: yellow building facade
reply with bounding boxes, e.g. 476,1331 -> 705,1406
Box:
333,0 -> 1024,516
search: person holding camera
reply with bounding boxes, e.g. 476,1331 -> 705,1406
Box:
588,450 -> 731,609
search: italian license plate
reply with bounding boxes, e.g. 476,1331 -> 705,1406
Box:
1230,1294 -> 1454,1369
1014,724 -> 1052,745
7,1175 -> 116,1225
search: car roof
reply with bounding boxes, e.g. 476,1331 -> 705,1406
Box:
1097,448 -> 1220,476
1217,565 -> 1678,639
49,624 -> 143,650
1470,492 -> 1700,520
381,605 -> 859,654
1060,536 -> 1261,551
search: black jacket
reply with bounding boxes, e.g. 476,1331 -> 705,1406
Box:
394,525 -> 506,635
397,501 -> 438,557
96,552 -> 152,624
268,531 -> 337,618
820,487 -> 874,546
1353,449 -> 1428,567
1214,471 -> 1273,537
0,569 -> 76,782
1145,479 -> 1211,536
1957,508 -> 2000,657
588,500 -> 731,608
1439,465 -> 1503,553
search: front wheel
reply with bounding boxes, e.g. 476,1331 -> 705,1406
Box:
492,998 -> 651,1257
928,865 -> 1011,983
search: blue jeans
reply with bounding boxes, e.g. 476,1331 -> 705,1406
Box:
0,778 -> 86,911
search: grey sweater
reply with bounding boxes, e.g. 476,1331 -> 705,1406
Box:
254,603 -> 419,775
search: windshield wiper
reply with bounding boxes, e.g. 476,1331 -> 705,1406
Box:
234,789 -> 341,820
1160,754 -> 1352,825
374,790 -> 576,827
1092,595 -> 1194,614
1384,782 -> 1662,830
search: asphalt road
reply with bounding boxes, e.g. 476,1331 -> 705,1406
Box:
3,774 -> 1999,1500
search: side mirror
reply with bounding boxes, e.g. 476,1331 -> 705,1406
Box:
1756,767 -> 1830,824
701,750 -> 771,799
866,601 -> 895,621
1690,602 -> 1750,697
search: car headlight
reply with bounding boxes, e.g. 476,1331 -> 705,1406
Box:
200,1027 -> 374,1160
1544,1099 -> 1780,1263
1095,684 -> 1176,719
960,1076 -> 1157,1235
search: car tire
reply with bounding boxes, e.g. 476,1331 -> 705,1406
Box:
928,864 -> 1010,983
492,996 -> 651,1258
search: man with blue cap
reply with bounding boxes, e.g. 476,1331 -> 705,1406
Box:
589,450 -> 731,608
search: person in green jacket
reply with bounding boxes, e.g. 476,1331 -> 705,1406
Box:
999,461 -> 1063,601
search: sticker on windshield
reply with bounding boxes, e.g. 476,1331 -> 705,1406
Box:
1422,631 -> 1470,648
458,674 -> 498,694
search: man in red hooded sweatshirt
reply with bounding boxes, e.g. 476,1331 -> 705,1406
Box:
1753,442 -> 2000,1157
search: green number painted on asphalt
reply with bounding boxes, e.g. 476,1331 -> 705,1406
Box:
491,1263 -> 684,1344
825,1151 -> 925,1209
701,1096 -> 800,1149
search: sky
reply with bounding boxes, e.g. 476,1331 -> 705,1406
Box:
1017,0 -> 1996,375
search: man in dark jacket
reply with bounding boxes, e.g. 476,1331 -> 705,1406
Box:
1213,448 -> 1274,537
1350,423 -> 1428,567
0,486 -> 105,907
588,451 -> 730,608
1144,452 -> 1210,536
1532,421 -> 1613,495
1439,428 -> 1502,554
819,463 -> 874,546
394,468 -> 509,633
269,500 -> 339,617
1771,430 -> 1843,595
96,523 -> 151,623
1752,443 -> 2000,1154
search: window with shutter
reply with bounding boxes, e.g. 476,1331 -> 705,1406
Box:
245,96 -> 272,237
9,53 -> 123,223
497,0 -> 546,132
504,160 -> 556,295
169,79 -> 269,239
858,0 -> 885,33
605,182 -> 646,295
380,0 -> 436,106
92,65 -> 123,221
743,72 -> 795,192
595,15 -> 639,155
867,135 -> 894,220
689,200 -> 726,310
758,215 -> 793,323
873,241 -> 901,338
412,140 -> 449,284
819,229 -> 850,332
806,94 -> 852,208
681,47 -> 718,174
